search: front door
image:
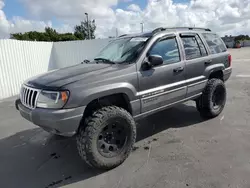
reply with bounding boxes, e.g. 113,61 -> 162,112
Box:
138,35 -> 187,113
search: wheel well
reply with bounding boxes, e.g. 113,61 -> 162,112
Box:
83,93 -> 132,120
209,70 -> 223,81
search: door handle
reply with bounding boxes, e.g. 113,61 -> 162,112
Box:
204,60 -> 212,65
173,67 -> 184,73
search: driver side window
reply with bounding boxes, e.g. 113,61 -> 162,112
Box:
148,37 -> 180,65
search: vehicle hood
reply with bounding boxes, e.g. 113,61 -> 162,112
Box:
25,63 -> 124,89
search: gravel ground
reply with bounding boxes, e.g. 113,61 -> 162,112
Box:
0,47 -> 250,188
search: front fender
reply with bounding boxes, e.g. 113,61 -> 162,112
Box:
81,83 -> 137,106
65,82 -> 138,108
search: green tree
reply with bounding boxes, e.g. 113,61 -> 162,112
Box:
234,35 -> 250,42
10,33 -> 24,40
45,27 -> 59,41
74,19 -> 96,40
28,31 -> 45,41
59,33 -> 79,41
10,20 -> 97,41
11,31 -> 48,41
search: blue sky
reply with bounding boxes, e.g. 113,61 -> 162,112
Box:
1,0 -> 249,38
117,0 -> 148,10
3,0 -> 190,20
3,0 -> 25,18
2,0 -> 190,29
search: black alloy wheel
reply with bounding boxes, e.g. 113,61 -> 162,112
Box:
97,120 -> 128,158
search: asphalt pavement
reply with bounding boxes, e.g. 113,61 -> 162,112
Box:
0,48 -> 250,188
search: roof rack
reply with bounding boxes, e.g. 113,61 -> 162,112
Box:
152,27 -> 211,34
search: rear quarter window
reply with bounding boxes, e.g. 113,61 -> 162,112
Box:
181,36 -> 202,60
202,33 -> 227,54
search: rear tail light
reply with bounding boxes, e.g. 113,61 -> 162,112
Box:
228,54 -> 232,67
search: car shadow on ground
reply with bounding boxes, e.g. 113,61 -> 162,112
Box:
0,103 -> 204,188
136,103 -> 204,141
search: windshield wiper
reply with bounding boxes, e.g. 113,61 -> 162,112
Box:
94,58 -> 116,64
81,59 -> 90,64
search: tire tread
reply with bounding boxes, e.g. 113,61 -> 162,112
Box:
198,78 -> 226,118
76,106 -> 136,170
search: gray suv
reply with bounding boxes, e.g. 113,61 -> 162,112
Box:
15,27 -> 232,170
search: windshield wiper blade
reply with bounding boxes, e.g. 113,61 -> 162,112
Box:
81,59 -> 90,64
94,58 -> 115,64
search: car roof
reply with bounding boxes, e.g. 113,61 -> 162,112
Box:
119,27 -> 212,39
118,32 -> 153,38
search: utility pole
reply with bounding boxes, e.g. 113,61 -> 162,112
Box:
140,22 -> 144,33
85,12 -> 91,40
116,28 -> 118,38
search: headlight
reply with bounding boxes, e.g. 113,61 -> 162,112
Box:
36,90 -> 69,109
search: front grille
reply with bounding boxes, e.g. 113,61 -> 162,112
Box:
20,85 -> 40,109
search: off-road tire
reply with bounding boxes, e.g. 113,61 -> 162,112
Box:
76,106 -> 136,170
197,78 -> 226,118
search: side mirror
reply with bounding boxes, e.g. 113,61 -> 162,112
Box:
141,55 -> 164,71
148,55 -> 163,67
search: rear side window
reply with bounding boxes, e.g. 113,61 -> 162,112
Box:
181,36 -> 202,60
195,35 -> 208,56
202,33 -> 227,54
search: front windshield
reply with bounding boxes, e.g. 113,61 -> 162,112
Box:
94,37 -> 149,63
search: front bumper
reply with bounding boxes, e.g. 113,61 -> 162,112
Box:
15,99 -> 86,137
223,67 -> 232,82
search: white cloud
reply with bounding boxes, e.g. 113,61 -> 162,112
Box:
54,24 -> 73,34
0,0 -> 4,9
20,0 -> 117,20
127,4 -> 141,12
0,1 -> 10,38
9,17 -> 52,33
1,0 -> 250,38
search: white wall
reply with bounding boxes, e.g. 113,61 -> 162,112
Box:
0,39 -> 111,100
0,40 -> 53,99
51,39 -> 110,69
241,40 -> 250,47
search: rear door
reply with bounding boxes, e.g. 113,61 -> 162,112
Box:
179,33 -> 210,98
201,33 -> 230,68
